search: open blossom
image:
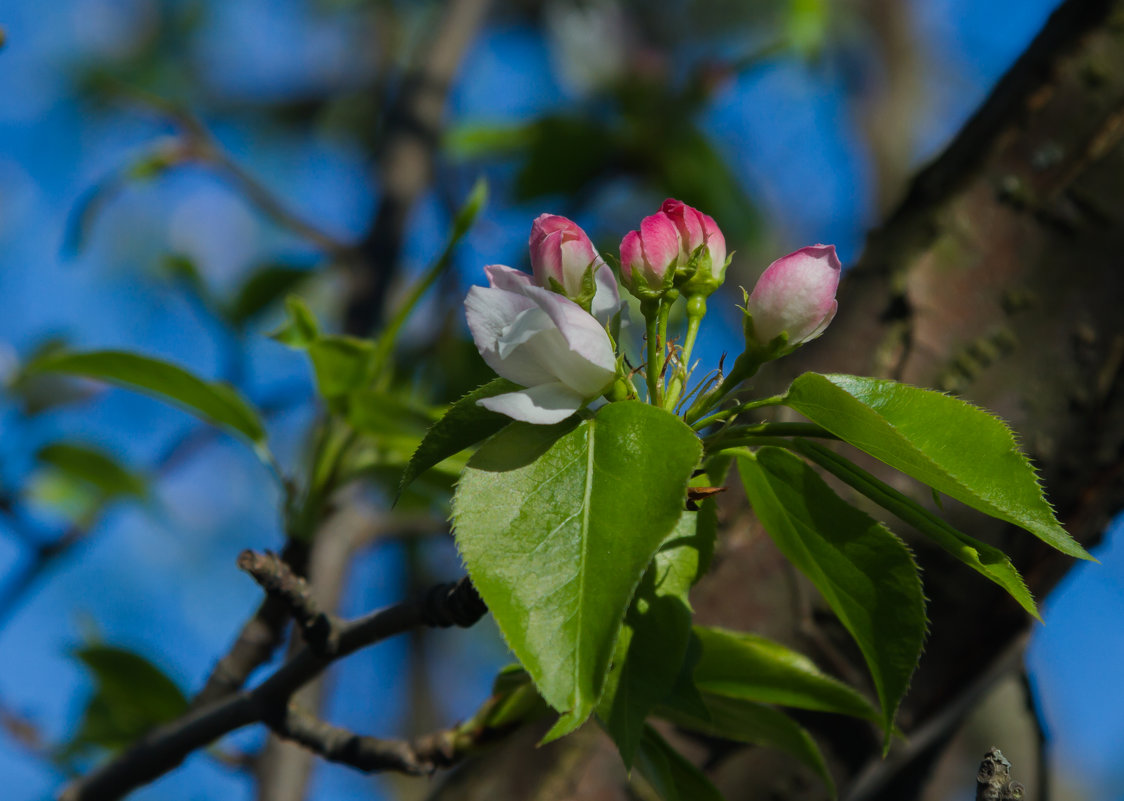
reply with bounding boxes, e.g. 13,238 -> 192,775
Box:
619,211 -> 681,296
465,264 -> 617,424
744,244 -> 841,350
529,214 -> 619,321
660,198 -> 726,283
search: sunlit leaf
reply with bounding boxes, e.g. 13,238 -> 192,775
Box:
454,402 -> 701,741
597,509 -> 704,766
791,438 -> 1039,619
270,295 -> 321,348
782,373 -> 1088,559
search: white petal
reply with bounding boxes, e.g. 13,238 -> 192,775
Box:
497,307 -> 553,358
503,318 -> 612,398
590,265 -> 622,323
521,284 -> 617,376
478,382 -> 585,424
465,286 -> 556,387
485,263 -> 536,292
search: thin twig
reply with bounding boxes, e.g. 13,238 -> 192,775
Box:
237,549 -> 337,656
251,502 -> 445,801
191,538 -> 309,710
109,83 -> 354,259
263,704 -> 460,776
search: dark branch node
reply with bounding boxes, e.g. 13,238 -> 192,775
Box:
422,576 -> 487,628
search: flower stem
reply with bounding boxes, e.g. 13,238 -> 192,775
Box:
664,295 -> 705,411
641,299 -> 663,405
702,422 -> 837,453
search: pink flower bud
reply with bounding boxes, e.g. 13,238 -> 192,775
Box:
529,214 -> 604,298
619,211 -> 681,296
660,198 -> 726,282
745,245 -> 841,349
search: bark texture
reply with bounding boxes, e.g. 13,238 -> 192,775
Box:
427,1 -> 1124,799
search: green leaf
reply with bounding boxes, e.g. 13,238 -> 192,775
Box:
398,378 -> 519,496
791,438 -> 1039,620
597,510 -> 703,766
511,116 -> 617,201
657,693 -> 834,796
228,264 -> 313,326
737,447 -> 925,746
7,337 -> 98,416
634,725 -> 726,801
268,298 -> 379,404
36,443 -> 147,501
25,469 -> 105,527
30,351 -> 268,452
347,389 -> 436,438
159,253 -> 210,302
270,296 -> 321,348
787,0 -> 831,57
306,335 -> 376,400
65,645 -> 188,756
445,121 -> 530,159
782,373 -> 1088,560
659,632 -> 712,723
692,626 -> 878,722
453,402 -> 701,741
451,175 -> 489,240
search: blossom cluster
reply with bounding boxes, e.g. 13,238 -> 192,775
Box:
465,201 -> 841,424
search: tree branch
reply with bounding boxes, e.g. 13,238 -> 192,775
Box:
59,571 -> 486,801
344,0 -> 492,335
110,85 -> 355,258
262,704 -> 461,776
237,549 -> 337,656
251,502 -> 445,801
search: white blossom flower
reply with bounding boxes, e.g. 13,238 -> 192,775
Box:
465,264 -> 617,424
